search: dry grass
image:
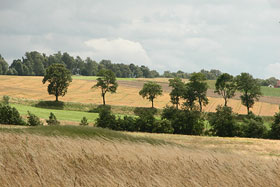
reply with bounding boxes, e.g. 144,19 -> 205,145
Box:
0,131 -> 280,186
0,75 -> 279,116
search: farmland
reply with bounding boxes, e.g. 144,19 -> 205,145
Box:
0,75 -> 279,116
0,126 -> 280,186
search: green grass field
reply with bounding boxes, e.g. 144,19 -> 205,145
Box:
261,87 -> 280,97
10,103 -> 99,124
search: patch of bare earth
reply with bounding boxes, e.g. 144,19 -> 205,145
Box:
0,132 -> 280,186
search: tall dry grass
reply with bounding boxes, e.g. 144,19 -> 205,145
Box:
0,132 -> 280,186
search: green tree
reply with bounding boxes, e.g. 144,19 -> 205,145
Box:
235,73 -> 262,114
185,73 -> 208,112
0,55 -> 9,75
42,64 -> 72,102
209,105 -> 237,137
215,73 -> 236,106
169,77 -> 185,109
93,69 -> 118,105
269,112 -> 280,139
139,81 -> 163,108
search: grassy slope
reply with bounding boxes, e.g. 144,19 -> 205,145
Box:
0,127 -> 280,186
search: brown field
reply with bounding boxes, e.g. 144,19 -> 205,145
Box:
1,132 -> 280,186
0,75 -> 279,116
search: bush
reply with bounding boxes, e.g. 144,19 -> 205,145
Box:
152,119 -> 174,133
0,104 -> 26,125
269,112 -> 280,139
116,116 -> 138,131
162,107 -> 204,135
209,106 -> 238,137
46,112 -> 60,126
80,117 -> 89,126
27,111 -> 43,126
2,95 -> 10,105
95,105 -> 116,129
240,113 -> 267,138
134,107 -> 157,117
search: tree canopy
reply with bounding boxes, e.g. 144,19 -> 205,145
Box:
215,73 -> 236,106
235,73 -> 262,114
42,64 -> 72,102
93,69 -> 118,105
169,77 -> 185,109
185,73 -> 209,112
139,81 -> 163,108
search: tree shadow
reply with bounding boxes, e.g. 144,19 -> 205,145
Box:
35,101 -> 65,110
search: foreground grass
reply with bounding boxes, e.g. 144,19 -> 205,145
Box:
0,125 -> 171,145
1,128 -> 280,186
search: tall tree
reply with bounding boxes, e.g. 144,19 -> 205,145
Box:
0,55 -> 9,75
215,73 -> 236,106
186,73 -> 209,112
169,77 -> 185,109
235,73 -> 262,114
139,81 -> 163,108
93,69 -> 118,105
42,64 -> 72,102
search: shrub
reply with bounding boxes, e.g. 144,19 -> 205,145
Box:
134,107 -> 157,117
209,105 -> 238,137
0,104 -> 26,125
117,116 -> 138,131
2,95 -> 10,105
162,107 -> 204,135
46,112 -> 60,126
269,112 -> 280,139
27,111 -> 43,126
152,119 -> 174,133
240,113 -> 267,138
95,105 -> 116,129
80,117 -> 89,126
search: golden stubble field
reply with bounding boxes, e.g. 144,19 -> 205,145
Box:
0,75 -> 279,116
0,132 -> 280,186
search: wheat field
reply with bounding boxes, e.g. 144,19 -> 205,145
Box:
0,75 -> 279,116
0,132 -> 280,186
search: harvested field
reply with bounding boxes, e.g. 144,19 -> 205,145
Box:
0,75 -> 279,116
0,131 -> 280,186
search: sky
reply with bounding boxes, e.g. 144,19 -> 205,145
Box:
0,0 -> 280,79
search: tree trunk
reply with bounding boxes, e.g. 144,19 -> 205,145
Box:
55,94 -> 58,102
102,93 -> 106,106
151,99 -> 154,108
176,103 -> 178,110
247,106 -> 250,115
224,97 -> 227,107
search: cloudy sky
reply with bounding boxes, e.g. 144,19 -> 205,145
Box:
0,0 -> 280,78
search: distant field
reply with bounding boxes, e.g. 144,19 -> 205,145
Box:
0,75 -> 279,116
1,127 -> 280,186
261,87 -> 280,97
11,103 -> 99,125
72,75 -> 136,81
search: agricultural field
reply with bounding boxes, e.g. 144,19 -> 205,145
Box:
0,75 -> 279,116
0,126 -> 280,186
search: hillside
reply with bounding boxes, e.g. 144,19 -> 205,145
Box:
0,75 -> 279,116
0,126 -> 280,186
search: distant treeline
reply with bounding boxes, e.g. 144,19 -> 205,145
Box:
0,51 -> 278,83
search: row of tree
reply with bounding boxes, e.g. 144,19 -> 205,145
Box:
1,52 -> 278,85
0,52 -> 159,78
41,63 -> 261,116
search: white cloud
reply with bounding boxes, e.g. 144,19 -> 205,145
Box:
265,63 -> 280,79
82,38 -> 152,66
